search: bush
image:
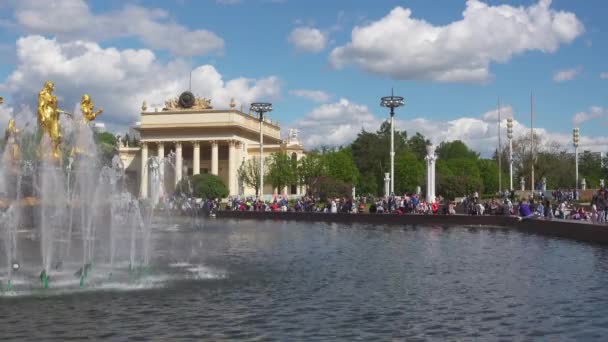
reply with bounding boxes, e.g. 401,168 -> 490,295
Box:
175,174 -> 228,199
311,176 -> 352,201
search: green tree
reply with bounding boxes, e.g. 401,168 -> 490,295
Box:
407,132 -> 430,160
175,174 -> 228,199
351,122 -> 408,195
324,148 -> 359,185
436,158 -> 482,199
93,131 -> 117,165
298,153 -> 326,194
477,158 -> 508,194
436,140 -> 479,160
311,176 -> 352,201
394,151 -> 425,194
266,152 -> 298,194
238,157 -> 264,196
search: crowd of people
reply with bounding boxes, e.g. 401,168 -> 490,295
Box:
224,194 -> 458,215
161,187 -> 608,225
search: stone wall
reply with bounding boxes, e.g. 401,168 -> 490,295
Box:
217,211 -> 608,245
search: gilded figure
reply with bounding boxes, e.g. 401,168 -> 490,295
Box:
80,94 -> 103,122
4,118 -> 20,162
37,81 -> 62,160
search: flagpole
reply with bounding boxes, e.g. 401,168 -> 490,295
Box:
530,92 -> 534,193
498,97 -> 502,193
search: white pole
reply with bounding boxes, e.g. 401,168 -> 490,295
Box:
259,119 -> 264,198
575,146 -> 579,191
509,138 -> 513,191
530,93 -> 534,192
390,113 -> 395,195
498,97 -> 502,192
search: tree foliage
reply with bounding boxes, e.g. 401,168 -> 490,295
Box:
394,151 -> 425,194
94,131 -> 116,166
323,148 -> 359,185
238,157 -> 264,195
437,140 -> 479,160
176,173 -> 228,199
266,152 -> 298,193
298,152 -> 325,194
310,176 -> 352,201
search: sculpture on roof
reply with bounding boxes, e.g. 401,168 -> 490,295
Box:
287,128 -> 301,145
163,91 -> 213,111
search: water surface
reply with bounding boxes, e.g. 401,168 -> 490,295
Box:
2,219 -> 608,341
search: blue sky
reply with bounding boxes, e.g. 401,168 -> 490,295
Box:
0,0 -> 606,155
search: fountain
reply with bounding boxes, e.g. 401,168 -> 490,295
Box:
0,82 -> 155,293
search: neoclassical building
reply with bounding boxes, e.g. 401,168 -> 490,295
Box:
118,91 -> 305,199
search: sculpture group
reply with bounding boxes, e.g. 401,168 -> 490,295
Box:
2,81 -> 104,162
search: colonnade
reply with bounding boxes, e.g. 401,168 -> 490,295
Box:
140,140 -> 242,198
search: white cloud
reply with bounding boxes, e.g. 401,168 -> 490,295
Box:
288,27 -> 328,53
13,0 -> 224,56
1,35 -> 280,130
330,0 -> 584,83
289,89 -> 332,103
295,98 -> 380,146
482,106 -> 515,122
572,106 -> 607,125
601,72 -> 608,80
294,99 -> 608,157
553,67 -> 581,82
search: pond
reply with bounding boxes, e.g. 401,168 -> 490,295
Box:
2,219 -> 608,340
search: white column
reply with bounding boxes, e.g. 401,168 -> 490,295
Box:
140,142 -> 148,198
259,121 -> 264,197
193,141 -> 200,175
296,154 -> 302,196
431,156 -> 437,201
390,115 -> 395,195
575,146 -> 579,190
425,144 -> 436,203
157,142 -> 165,198
509,138 -> 513,191
228,140 -> 236,195
211,140 -> 219,176
384,172 -> 390,197
157,142 -> 164,159
175,141 -> 182,185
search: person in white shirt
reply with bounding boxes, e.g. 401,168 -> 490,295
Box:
330,200 -> 337,213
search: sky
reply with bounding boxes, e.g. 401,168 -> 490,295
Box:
0,0 -> 606,156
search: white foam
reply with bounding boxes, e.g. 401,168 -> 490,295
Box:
186,265 -> 227,280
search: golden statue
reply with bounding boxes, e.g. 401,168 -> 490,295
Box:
37,81 -> 63,160
4,118 -> 20,162
80,94 -> 103,123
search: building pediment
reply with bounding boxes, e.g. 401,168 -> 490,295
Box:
163,91 -> 213,111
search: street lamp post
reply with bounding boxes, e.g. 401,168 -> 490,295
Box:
380,92 -> 405,195
250,102 -> 273,198
573,127 -> 580,194
507,118 -> 513,191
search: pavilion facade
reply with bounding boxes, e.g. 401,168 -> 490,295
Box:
118,92 -> 305,199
